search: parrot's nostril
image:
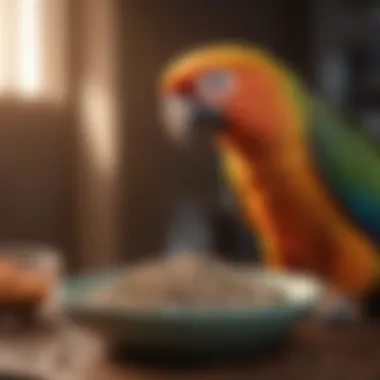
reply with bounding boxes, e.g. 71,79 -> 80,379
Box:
178,81 -> 195,96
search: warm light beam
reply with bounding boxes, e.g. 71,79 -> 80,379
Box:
0,0 -> 6,92
0,0 -> 12,93
18,0 -> 42,96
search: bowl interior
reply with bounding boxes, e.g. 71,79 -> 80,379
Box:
64,266 -> 325,317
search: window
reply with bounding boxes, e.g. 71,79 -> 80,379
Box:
0,0 -> 67,101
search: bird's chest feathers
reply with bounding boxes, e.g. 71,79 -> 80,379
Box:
220,138 -> 379,297
223,142 -> 329,268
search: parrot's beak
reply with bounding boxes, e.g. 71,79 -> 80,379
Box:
160,95 -> 224,143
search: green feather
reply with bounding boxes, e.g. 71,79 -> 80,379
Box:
276,62 -> 380,242
307,98 -> 380,242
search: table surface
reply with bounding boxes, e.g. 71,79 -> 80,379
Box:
1,319 -> 380,380
94,322 -> 380,380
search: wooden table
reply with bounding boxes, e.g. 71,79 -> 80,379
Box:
2,320 -> 380,380
94,322 -> 380,380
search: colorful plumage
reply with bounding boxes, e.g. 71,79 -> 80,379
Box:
311,103 -> 380,243
157,42 -> 380,314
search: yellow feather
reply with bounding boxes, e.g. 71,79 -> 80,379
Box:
218,138 -> 283,270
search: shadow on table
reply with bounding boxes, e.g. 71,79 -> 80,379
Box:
109,338 -> 291,370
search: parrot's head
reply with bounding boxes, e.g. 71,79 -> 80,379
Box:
158,42 -> 306,154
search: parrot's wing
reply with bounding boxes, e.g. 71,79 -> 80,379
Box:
309,100 -> 380,243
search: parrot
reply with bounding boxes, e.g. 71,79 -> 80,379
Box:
157,42 -> 380,318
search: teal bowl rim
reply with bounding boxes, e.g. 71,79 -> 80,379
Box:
63,267 -> 325,322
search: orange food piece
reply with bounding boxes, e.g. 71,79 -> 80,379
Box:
0,259 -> 50,305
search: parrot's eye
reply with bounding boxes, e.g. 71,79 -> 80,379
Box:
196,70 -> 234,104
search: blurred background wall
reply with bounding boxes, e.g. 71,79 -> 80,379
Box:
0,0 -> 74,265
314,0 -> 380,133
